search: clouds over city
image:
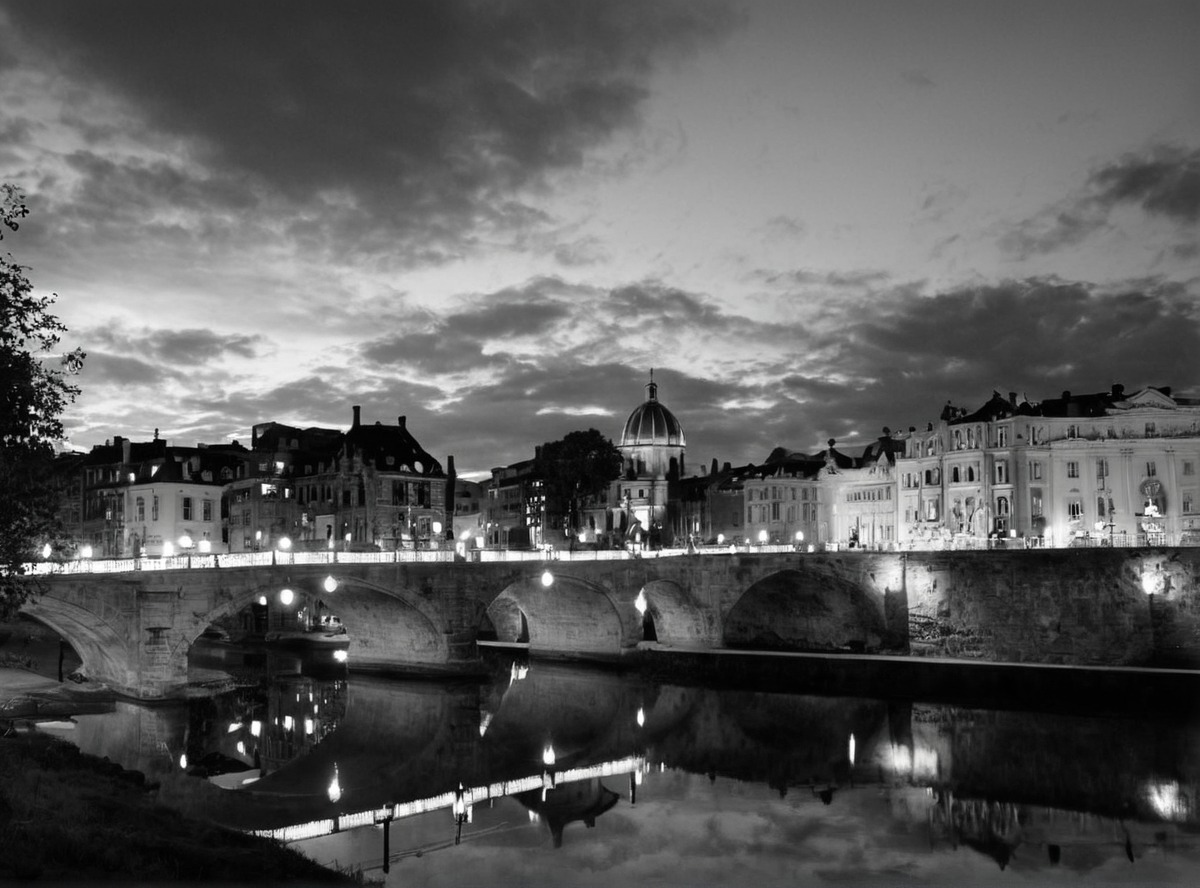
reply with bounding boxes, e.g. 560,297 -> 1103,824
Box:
2,0 -> 1199,474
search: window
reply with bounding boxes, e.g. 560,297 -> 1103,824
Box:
1097,496 -> 1107,518
1184,492 -> 1196,514
995,460 -> 1008,484
967,466 -> 976,483
135,497 -> 145,522
1184,461 -> 1195,476
182,497 -> 193,520
1145,422 -> 1156,437
951,467 -> 961,483
1030,461 -> 1042,480
1030,488 -> 1043,519
202,499 -> 212,521
152,496 -> 159,521
1096,458 -> 1108,479
997,426 -> 1009,447
771,502 -> 780,521
1067,461 -> 1079,479
1067,424 -> 1078,439
924,498 -> 939,521
1068,500 -> 1083,519
1147,462 -> 1157,478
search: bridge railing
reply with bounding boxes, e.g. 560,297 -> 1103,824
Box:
19,541 -> 814,576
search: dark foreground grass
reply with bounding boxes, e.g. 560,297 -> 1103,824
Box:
0,730 -> 364,885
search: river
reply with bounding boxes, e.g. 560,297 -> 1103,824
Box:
30,639 -> 1200,886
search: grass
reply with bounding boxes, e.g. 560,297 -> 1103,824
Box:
0,730 -> 367,884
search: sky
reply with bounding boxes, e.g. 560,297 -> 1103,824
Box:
2,0 -> 1199,479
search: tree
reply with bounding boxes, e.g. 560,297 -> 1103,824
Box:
1,184 -> 86,617
536,428 -> 622,538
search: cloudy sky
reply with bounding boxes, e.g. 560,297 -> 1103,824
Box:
3,0 -> 1199,477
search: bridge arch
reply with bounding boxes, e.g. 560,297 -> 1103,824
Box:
637,579 -> 719,649
486,573 -> 633,658
724,568 -> 886,653
201,574 -> 450,671
21,597 -> 133,691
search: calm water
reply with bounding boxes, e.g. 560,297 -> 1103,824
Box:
37,642 -> 1200,886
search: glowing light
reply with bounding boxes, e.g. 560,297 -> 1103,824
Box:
807,544 -> 815,553
758,530 -> 769,543
460,529 -> 472,541
236,741 -> 245,756
432,521 -> 443,535
280,588 -> 294,606
328,764 -> 342,803
1145,780 -> 1188,821
849,733 -> 856,765
541,570 -> 554,587
179,753 -> 188,770
284,715 -> 294,731
634,589 -> 647,615
717,534 -> 725,545
277,536 -> 291,551
333,649 -> 348,663
257,595 -> 267,606
542,744 -> 556,767
198,539 -> 211,553
161,542 -> 173,557
635,770 -> 643,785
41,543 -> 51,559
636,707 -> 645,727
890,744 -> 912,774
1141,570 -> 1160,595
729,544 -> 737,555
794,531 -> 804,542
305,718 -> 314,735
479,712 -> 493,737
323,575 -> 338,593
227,722 -> 240,734
250,720 -> 261,737
178,535 -> 193,550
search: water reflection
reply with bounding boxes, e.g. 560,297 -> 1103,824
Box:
42,649 -> 1200,884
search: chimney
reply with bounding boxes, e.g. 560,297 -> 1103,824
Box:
352,405 -> 361,428
1112,383 -> 1125,399
397,415 -> 406,430
447,454 -> 456,478
1061,391 -> 1071,401
1008,391 -> 1017,406
122,439 -> 131,465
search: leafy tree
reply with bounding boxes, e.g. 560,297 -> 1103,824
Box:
1,184 -> 85,617
536,428 -> 622,536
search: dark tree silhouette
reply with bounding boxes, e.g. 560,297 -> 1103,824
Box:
1,184 -> 86,617
536,428 -> 622,537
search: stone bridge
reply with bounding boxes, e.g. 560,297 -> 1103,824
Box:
20,547 -> 1200,699
21,552 -> 906,699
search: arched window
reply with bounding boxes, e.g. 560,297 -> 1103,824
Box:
967,466 -> 976,483
997,496 -> 1010,516
951,467 -> 961,483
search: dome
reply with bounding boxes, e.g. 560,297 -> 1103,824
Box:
621,379 -> 685,447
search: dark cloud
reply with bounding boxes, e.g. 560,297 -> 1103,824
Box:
1090,146 -> 1200,223
87,324 -> 265,366
5,0 -> 737,260
1003,145 -> 1200,259
78,352 -> 184,387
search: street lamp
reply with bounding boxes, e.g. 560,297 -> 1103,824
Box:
178,534 -> 194,567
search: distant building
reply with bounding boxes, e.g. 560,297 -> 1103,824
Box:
609,374 -> 686,547
897,385 -> 1200,548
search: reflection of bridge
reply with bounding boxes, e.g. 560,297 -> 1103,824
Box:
21,552 -> 906,698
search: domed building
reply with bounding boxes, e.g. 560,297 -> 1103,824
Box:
610,373 -> 687,546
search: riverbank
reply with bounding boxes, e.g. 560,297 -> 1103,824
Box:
0,666 -> 365,884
